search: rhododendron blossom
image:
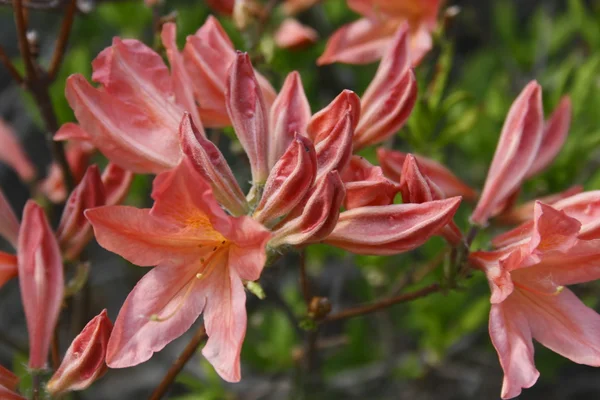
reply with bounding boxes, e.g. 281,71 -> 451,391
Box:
318,0 -> 442,66
470,201 -> 600,399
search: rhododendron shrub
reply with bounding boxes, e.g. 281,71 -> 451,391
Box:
0,1 -> 599,399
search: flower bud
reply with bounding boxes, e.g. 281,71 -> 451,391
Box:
307,89 -> 360,144
325,197 -> 462,255
57,165 -> 106,261
354,24 -> 417,150
47,310 -> 113,395
471,81 -> 544,226
268,71 -> 311,167
101,163 -> 134,206
377,148 -> 477,200
315,111 -> 354,179
179,113 -> 249,216
341,156 -> 399,209
254,135 -> 317,225
274,19 -> 319,50
271,171 -> 346,246
18,201 -> 64,370
400,154 -> 462,245
226,52 -> 270,184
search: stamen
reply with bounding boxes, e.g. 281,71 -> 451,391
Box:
514,281 -> 564,297
148,244 -> 228,323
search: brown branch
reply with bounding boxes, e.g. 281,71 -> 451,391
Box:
51,332 -> 60,371
12,0 -> 37,80
322,283 -> 441,323
298,250 -> 310,305
149,324 -> 207,400
47,0 -> 77,81
0,44 -> 24,85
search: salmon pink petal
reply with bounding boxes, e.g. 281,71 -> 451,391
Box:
354,24 -> 417,150
471,81 -> 544,226
497,185 -> 583,225
341,156 -> 399,209
0,252 -> 18,289
325,197 -> 461,255
65,75 -> 181,174
183,17 -> 276,127
54,122 -> 92,142
106,263 -> 208,368
58,165 -> 106,261
268,71 -> 311,167
254,135 -> 317,225
0,385 -> 25,400
226,52 -> 270,183
526,96 -> 572,178
551,191 -> 600,240
101,163 -> 133,206
317,18 -> 397,66
489,301 -> 539,399
0,364 -> 18,391
0,188 -> 19,249
315,111 -> 354,179
179,114 -> 248,216
307,89 -> 360,143
18,201 -> 64,370
274,19 -> 319,50
201,266 -> 247,382
161,23 -> 205,133
400,154 -> 462,244
0,120 -> 35,182
271,170 -> 345,246
528,202 -> 580,254
517,288 -> 600,367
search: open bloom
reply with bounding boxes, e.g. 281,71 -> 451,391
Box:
470,201 -> 600,399
86,157 -> 271,382
274,19 -> 319,50
318,0 -> 442,66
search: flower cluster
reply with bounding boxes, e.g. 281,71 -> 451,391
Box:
0,1 -> 598,399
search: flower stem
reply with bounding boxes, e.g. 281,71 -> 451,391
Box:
149,324 -> 207,400
321,283 -> 441,323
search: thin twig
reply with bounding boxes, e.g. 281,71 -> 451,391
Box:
12,0 -> 37,80
51,332 -> 60,371
48,0 -> 77,81
0,44 -> 24,85
149,324 -> 207,400
298,250 -> 310,305
322,283 -> 441,323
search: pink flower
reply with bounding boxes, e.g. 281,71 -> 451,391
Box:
470,82 -> 545,226
182,17 -> 276,127
470,201 -> 600,399
0,119 -> 36,182
85,157 -> 271,382
318,0 -> 442,66
353,25 -> 417,150
399,154 -> 462,245
274,19 -> 319,50
18,201 -> 64,370
47,310 -> 113,395
377,148 -> 477,200
340,155 -> 400,209
324,197 -> 461,255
